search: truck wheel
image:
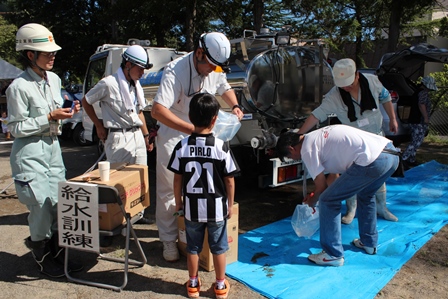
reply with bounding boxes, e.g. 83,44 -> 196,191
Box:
73,123 -> 94,146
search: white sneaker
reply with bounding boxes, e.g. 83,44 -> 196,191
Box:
352,238 -> 377,255
163,241 -> 180,262
308,251 -> 344,266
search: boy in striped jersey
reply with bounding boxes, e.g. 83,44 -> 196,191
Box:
168,93 -> 240,299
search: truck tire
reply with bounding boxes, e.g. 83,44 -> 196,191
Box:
73,123 -> 94,146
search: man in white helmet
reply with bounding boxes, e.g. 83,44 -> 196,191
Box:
6,23 -> 82,277
82,44 -> 154,165
152,32 -> 244,262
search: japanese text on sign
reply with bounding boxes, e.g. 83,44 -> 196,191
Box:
58,181 -> 100,252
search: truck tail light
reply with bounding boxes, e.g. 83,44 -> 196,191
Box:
270,157 -> 306,187
389,90 -> 399,103
278,164 -> 299,184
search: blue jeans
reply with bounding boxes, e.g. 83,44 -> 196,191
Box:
185,219 -> 229,255
318,145 -> 399,257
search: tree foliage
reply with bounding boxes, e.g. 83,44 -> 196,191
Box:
0,15 -> 17,65
0,0 -> 444,80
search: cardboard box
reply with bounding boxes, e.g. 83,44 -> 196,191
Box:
69,163 -> 149,230
178,203 -> 239,271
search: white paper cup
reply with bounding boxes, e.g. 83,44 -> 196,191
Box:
98,161 -> 110,181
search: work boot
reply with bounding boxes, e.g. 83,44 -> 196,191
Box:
375,184 -> 398,222
24,237 -> 65,278
50,234 -> 83,272
342,195 -> 357,224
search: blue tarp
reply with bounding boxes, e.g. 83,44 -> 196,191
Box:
226,160 -> 448,299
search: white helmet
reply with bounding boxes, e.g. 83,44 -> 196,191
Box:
199,32 -> 231,73
122,45 -> 153,69
421,76 -> 438,91
16,23 -> 61,52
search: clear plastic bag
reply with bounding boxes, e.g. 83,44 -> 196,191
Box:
212,110 -> 241,142
291,204 -> 320,238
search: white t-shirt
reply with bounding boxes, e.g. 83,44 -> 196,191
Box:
301,124 -> 392,179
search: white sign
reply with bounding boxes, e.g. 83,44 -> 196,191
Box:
58,181 -> 100,252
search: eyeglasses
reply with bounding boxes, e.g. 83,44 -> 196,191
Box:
40,51 -> 58,58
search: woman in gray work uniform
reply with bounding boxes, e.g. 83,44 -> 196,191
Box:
6,23 -> 82,278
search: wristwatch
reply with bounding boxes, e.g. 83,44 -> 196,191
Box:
232,104 -> 242,111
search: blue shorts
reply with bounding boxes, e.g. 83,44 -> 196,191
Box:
185,219 -> 229,255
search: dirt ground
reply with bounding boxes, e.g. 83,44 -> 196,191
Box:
0,137 -> 447,299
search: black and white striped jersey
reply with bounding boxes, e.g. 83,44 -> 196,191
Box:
168,133 -> 240,222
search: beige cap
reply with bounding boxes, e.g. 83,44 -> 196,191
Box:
333,58 -> 356,87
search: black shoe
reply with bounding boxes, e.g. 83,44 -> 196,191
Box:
25,237 -> 65,278
136,217 -> 154,224
53,247 -> 84,272
49,234 -> 83,272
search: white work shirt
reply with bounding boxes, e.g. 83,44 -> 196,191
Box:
154,52 -> 231,123
301,125 -> 391,180
85,72 -> 143,129
312,73 -> 391,135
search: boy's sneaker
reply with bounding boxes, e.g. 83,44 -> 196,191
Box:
214,279 -> 230,299
186,278 -> 201,298
308,251 -> 344,266
352,239 -> 377,255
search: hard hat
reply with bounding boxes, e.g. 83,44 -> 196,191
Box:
122,45 -> 153,69
421,76 -> 438,91
199,32 -> 231,72
15,23 -> 61,52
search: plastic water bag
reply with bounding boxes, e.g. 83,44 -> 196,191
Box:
291,204 -> 320,238
212,110 -> 241,142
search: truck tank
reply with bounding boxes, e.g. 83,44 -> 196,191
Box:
225,32 -> 334,150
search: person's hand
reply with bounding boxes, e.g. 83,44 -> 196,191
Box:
96,124 -> 107,141
389,118 -> 398,134
72,100 -> 81,114
227,205 -> 233,219
144,136 -> 154,152
173,203 -> 184,216
303,192 -> 318,209
51,107 -> 76,120
232,107 -> 244,121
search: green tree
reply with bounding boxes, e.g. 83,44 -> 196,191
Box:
384,0 -> 438,52
0,16 -> 18,66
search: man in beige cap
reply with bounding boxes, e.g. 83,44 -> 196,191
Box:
296,58 -> 399,224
